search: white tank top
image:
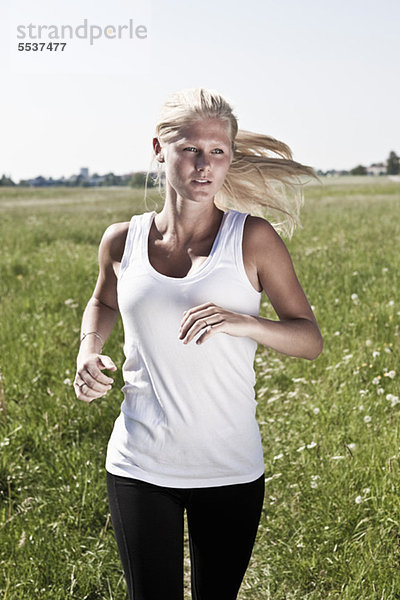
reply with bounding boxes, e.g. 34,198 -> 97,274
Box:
105,209 -> 264,487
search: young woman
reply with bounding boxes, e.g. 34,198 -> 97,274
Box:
74,88 -> 323,600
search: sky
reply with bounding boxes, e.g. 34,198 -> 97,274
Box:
1,0 -> 399,181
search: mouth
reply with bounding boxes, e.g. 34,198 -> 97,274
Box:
191,179 -> 212,185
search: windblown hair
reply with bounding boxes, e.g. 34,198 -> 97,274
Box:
147,88 -> 317,238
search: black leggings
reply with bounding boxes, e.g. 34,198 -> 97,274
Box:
106,471 -> 265,600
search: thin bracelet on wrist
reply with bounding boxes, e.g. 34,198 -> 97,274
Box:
80,331 -> 104,346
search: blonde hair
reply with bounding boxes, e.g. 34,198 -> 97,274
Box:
147,88 -> 317,238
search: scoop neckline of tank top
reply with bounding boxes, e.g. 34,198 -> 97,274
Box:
144,209 -> 230,281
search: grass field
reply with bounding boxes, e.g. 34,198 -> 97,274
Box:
0,178 -> 399,599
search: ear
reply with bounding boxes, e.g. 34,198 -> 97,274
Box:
153,137 -> 164,162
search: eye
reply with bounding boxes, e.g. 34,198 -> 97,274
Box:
212,149 -> 224,154
184,147 -> 197,152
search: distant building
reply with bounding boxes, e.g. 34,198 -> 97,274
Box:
80,167 -> 89,179
366,163 -> 386,176
88,174 -> 106,186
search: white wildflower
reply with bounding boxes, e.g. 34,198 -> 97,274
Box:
377,387 -> 385,395
267,395 -> 280,404
64,298 -> 78,308
307,441 -> 317,449
387,394 -> 400,407
386,370 -> 396,379
365,339 -> 372,347
63,378 -> 72,386
364,415 -> 372,423
351,293 -> 359,305
313,407 -> 320,415
372,351 -> 380,358
388,300 -> 395,307
310,475 -> 320,489
355,495 -> 363,504
372,377 -> 380,385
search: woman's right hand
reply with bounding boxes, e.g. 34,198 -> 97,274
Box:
74,354 -> 117,403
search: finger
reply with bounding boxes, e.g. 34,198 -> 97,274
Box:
75,367 -> 112,392
75,381 -> 110,402
183,301 -> 214,315
73,376 -> 85,388
78,370 -> 112,393
86,361 -> 115,385
182,313 -> 224,344
181,319 -> 211,344
75,387 -> 101,403
180,307 -> 219,339
75,377 -> 112,396
74,381 -> 96,401
98,355 -> 117,372
180,303 -> 216,330
196,322 -> 222,345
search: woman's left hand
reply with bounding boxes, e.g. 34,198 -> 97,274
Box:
179,302 -> 253,345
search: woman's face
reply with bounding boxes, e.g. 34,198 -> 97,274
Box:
156,118 -> 233,203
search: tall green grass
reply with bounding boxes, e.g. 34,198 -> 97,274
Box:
0,179 -> 399,599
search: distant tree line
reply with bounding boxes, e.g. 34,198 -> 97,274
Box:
0,175 -> 15,186
386,151 -> 400,174
349,151 -> 399,176
0,171 -> 158,188
1,152 -> 399,187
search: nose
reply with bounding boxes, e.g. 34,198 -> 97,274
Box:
195,151 -> 210,172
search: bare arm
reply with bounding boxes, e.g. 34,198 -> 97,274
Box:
74,222 -> 129,402
179,216 -> 323,361
241,216 -> 323,359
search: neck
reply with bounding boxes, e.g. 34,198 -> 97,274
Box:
155,189 -> 224,242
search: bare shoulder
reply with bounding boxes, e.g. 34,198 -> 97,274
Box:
243,215 -> 289,263
99,221 -> 130,266
243,215 -> 317,323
